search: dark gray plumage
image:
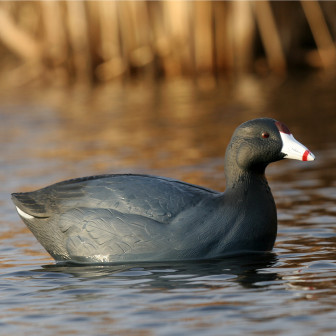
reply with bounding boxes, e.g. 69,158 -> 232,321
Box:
11,118 -> 314,263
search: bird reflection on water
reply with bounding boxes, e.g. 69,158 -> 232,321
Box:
38,253 -> 279,290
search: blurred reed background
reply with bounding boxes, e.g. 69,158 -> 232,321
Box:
0,0 -> 336,88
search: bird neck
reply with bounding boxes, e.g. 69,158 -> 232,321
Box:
225,169 -> 268,190
224,157 -> 267,191
223,139 -> 269,190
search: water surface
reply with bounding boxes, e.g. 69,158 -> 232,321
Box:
0,75 -> 336,335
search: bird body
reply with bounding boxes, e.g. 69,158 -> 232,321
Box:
12,118 -> 315,263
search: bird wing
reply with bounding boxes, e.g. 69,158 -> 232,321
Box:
59,207 -> 178,261
12,174 -> 219,224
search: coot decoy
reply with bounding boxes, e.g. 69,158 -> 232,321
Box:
12,118 -> 315,263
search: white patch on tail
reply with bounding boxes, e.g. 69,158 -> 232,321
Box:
16,206 -> 35,220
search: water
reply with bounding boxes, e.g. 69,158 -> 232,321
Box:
0,75 -> 336,335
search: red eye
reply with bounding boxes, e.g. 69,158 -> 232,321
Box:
262,132 -> 269,139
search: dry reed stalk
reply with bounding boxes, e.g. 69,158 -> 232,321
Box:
162,1 -> 190,76
0,0 -> 336,86
97,1 -> 119,61
0,6 -> 41,61
95,1 -> 126,81
253,0 -> 287,74
211,2 -> 230,75
115,1 -> 141,78
228,1 -> 255,74
300,0 -> 336,68
186,1 -> 196,78
40,2 -> 67,64
146,2 -> 173,77
86,1 -> 101,60
156,1 -> 180,77
128,1 -> 153,70
193,1 -> 213,74
66,1 -> 91,84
